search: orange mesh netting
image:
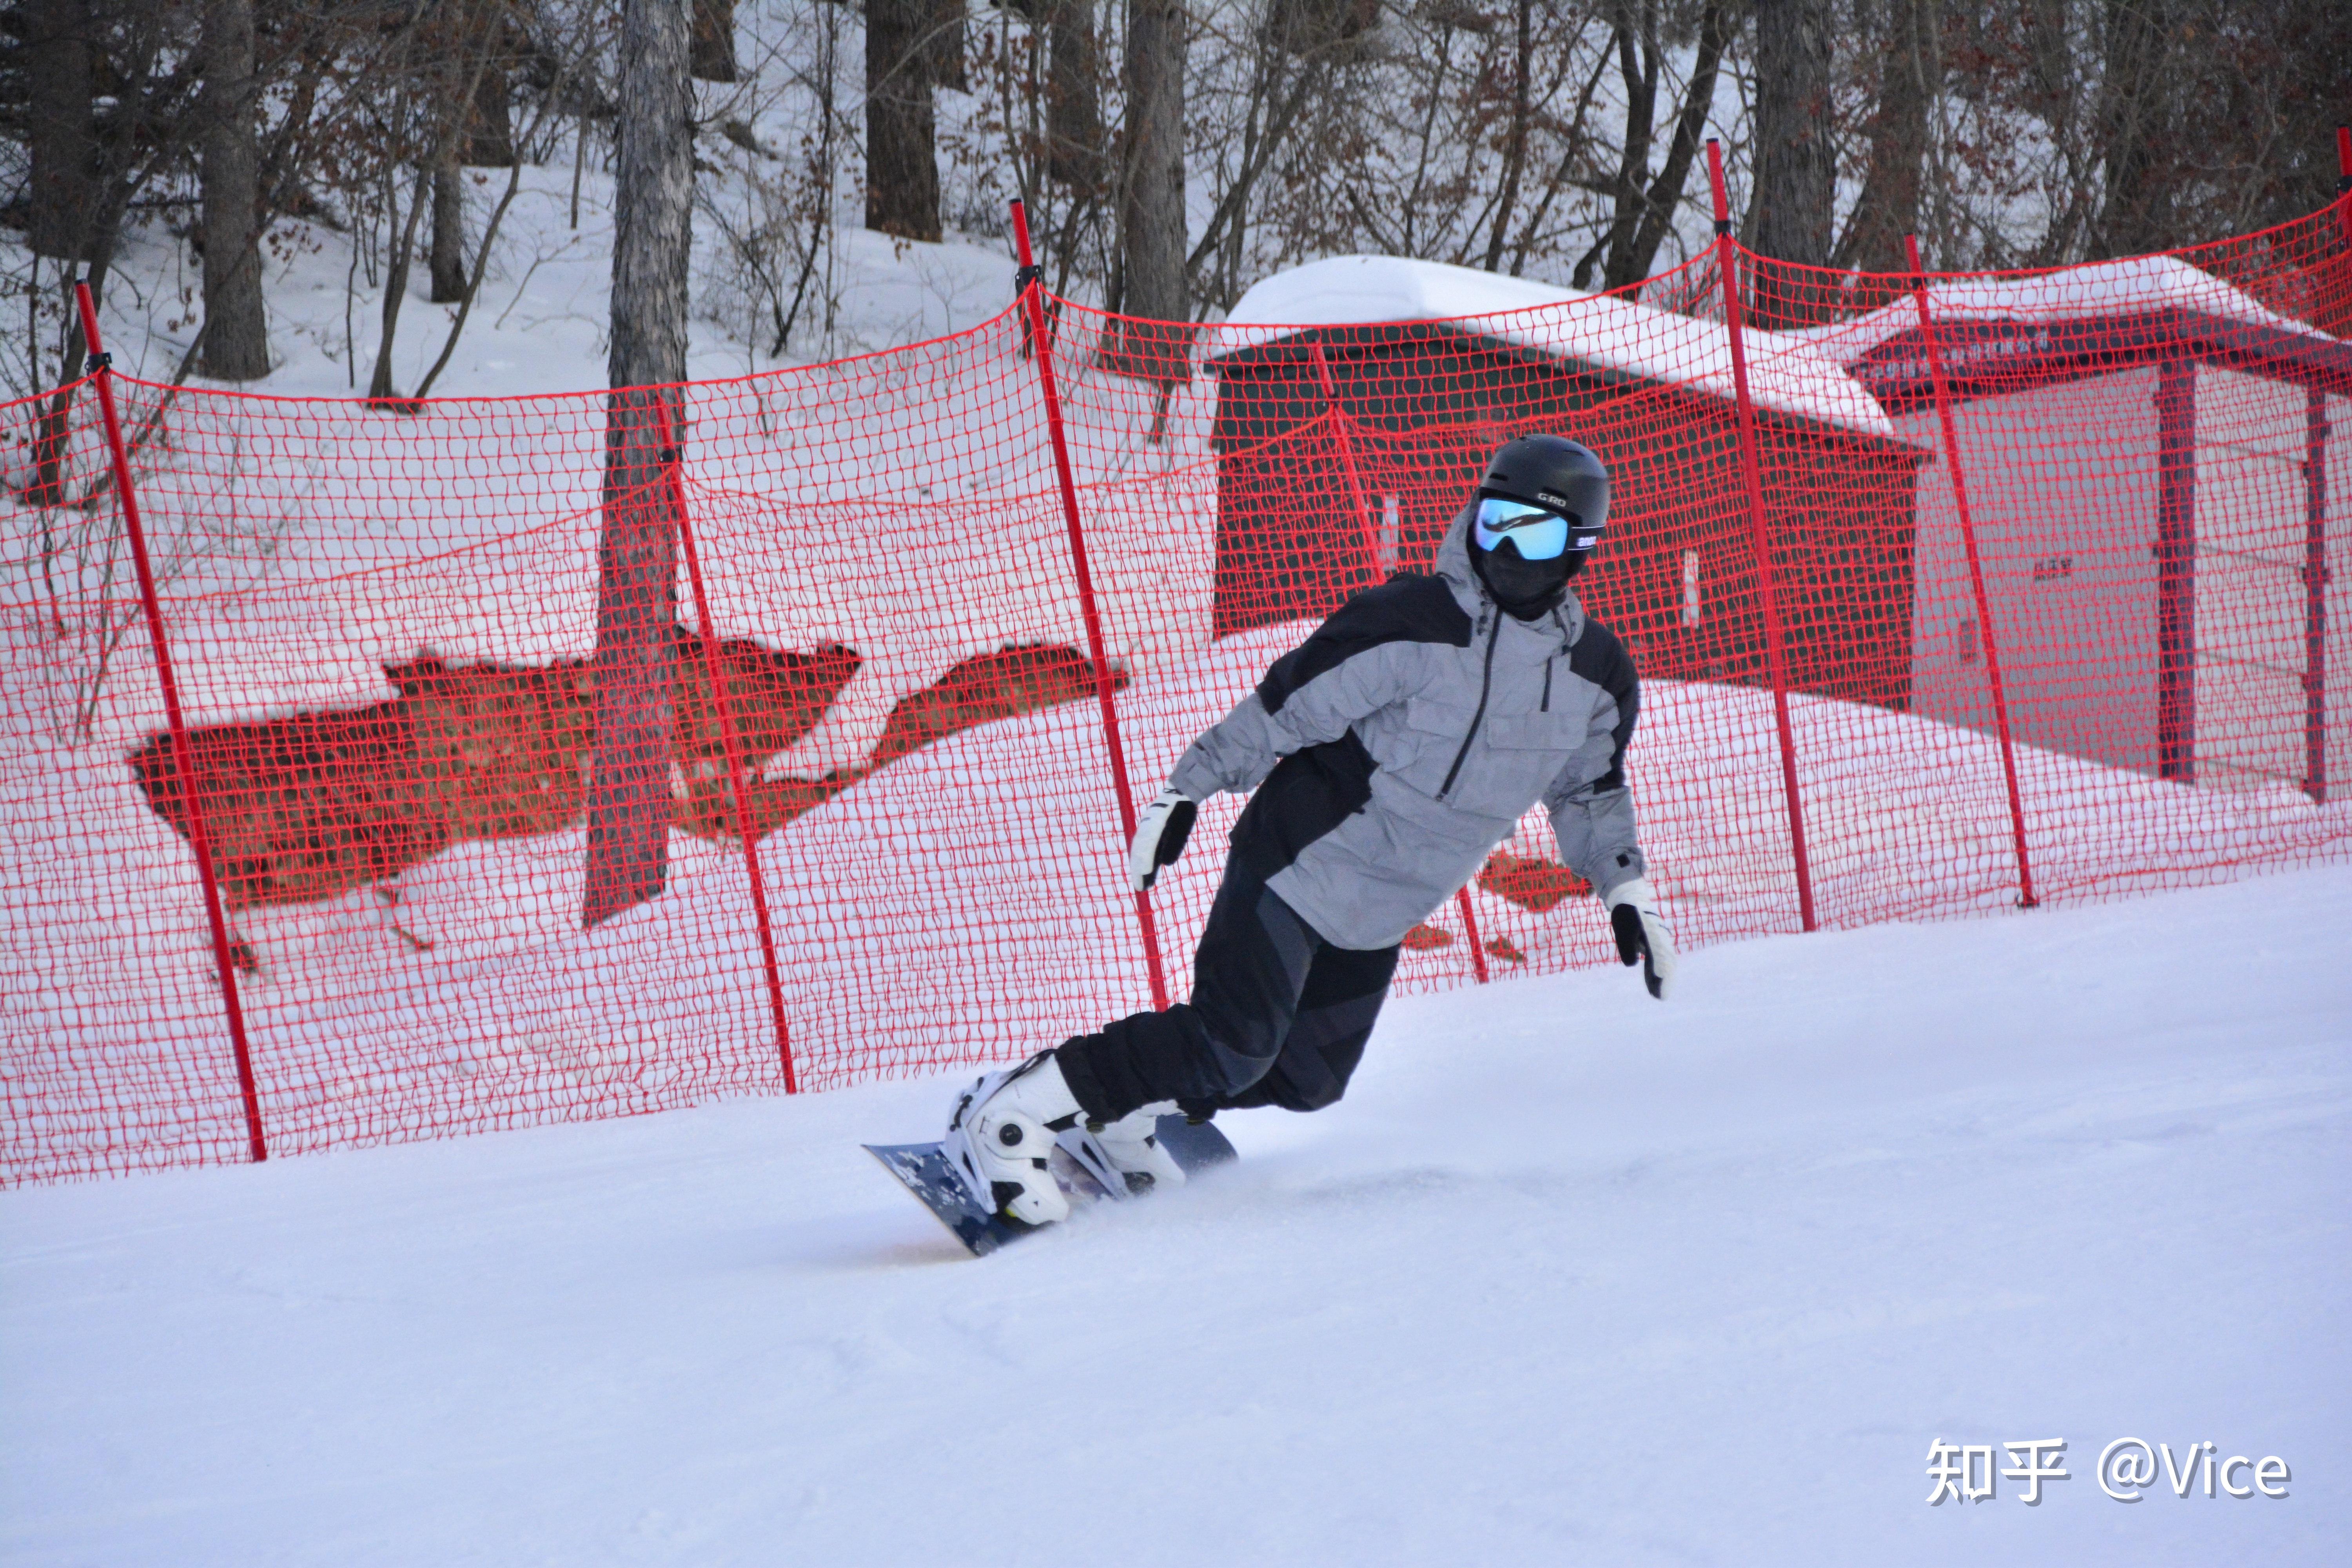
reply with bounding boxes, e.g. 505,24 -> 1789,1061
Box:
6,194 -> 2349,1183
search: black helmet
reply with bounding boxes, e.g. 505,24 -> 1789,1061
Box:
1478,434 -> 1610,548
1466,435 -> 1610,617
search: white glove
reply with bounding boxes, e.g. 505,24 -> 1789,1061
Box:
1602,877 -> 1678,1000
1127,786 -> 1200,892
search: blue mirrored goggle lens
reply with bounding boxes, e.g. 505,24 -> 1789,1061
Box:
1473,498 -> 1574,560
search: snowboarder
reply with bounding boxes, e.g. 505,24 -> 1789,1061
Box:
943,435 -> 1680,1227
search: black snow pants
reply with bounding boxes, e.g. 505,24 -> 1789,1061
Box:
1054,850 -> 1401,1123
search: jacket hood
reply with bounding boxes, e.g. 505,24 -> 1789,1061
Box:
1436,502 -> 1586,646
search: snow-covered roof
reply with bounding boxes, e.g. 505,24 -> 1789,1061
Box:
1810,255 -> 2336,363
1212,255 -> 1899,440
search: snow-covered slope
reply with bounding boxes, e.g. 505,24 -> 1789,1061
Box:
4,866 -> 2345,1565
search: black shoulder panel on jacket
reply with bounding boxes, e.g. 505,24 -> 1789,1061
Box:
1256,574 -> 1474,716
1567,617 -> 1640,792
1228,731 -> 1378,884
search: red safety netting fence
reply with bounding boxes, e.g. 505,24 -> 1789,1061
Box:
5,176 -> 2349,1185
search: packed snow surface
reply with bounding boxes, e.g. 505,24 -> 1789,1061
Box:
1216,253 -> 1902,439
4,866 -> 2346,1564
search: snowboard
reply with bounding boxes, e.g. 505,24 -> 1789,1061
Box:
866,1114 -> 1237,1257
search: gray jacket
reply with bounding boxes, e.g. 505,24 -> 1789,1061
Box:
1169,507 -> 1648,950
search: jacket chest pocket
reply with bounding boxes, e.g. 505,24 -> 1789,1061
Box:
1482,708 -> 1585,750
1395,697 -> 1481,794
1455,706 -> 1587,816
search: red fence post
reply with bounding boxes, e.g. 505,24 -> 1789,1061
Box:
1703,140 -> 1818,933
1308,341 -> 1492,983
1450,884 -> 1493,983
2337,124 -> 2352,243
1903,236 -> 2040,907
653,398 -> 799,1092
2321,127 -> 2352,799
1009,200 -> 1171,1011
2153,363 -> 2198,781
2307,388 -> 2330,804
72,282 -> 268,1162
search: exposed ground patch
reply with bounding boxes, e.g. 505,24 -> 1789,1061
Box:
1476,849 -> 1589,911
129,637 -> 1114,909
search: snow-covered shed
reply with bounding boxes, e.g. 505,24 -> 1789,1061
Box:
1821,258 -> 2352,793
1203,257 -> 1932,711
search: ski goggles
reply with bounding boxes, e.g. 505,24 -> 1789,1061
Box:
1472,497 -> 1593,560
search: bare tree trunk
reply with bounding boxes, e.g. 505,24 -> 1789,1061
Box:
1187,37 -> 1320,301
1577,0 -> 1727,293
27,167 -> 134,505
1577,4 -> 1657,291
2242,0 -> 2352,234
464,43 -> 519,167
1505,46 -> 1612,278
1044,0 -> 1106,195
25,0 -> 99,262
586,0 -> 694,929
2092,0 -> 2176,258
1832,0 -> 1935,275
924,0 -> 968,92
430,156 -> 469,303
865,0 -> 942,239
1481,0 -> 1532,273
1616,0 -> 1728,289
1746,0 -> 1837,322
368,167 -> 429,401
1114,0 -> 1185,372
200,0 -> 271,379
691,0 -> 738,83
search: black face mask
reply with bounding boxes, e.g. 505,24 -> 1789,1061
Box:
1472,536 -> 1583,619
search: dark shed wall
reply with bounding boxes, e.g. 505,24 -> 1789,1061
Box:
1209,328 -> 1927,711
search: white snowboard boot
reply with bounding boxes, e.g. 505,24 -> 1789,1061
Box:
943,1051 -> 1084,1227
1062,1104 -> 1188,1198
